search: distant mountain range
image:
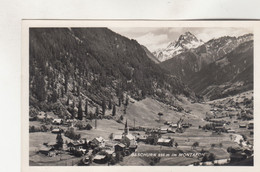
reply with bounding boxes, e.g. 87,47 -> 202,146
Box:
158,32 -> 253,100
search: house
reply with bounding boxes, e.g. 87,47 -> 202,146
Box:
137,135 -> 148,142
157,138 -> 173,147
67,140 -> 86,149
92,137 -> 105,147
170,124 -> 178,128
67,140 -> 88,155
93,154 -> 107,164
239,124 -> 247,128
164,121 -> 171,125
159,128 -> 168,134
114,143 -> 126,152
248,122 -> 254,129
52,119 -> 63,125
38,146 -> 54,155
213,158 -> 230,165
214,126 -> 225,132
104,149 -> 114,155
227,129 -> 235,133
113,134 -> 123,142
182,123 -> 190,128
167,128 -> 175,133
128,141 -> 138,152
51,128 -> 63,134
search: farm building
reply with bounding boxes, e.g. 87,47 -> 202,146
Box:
93,154 -> 107,164
170,124 -> 178,128
113,134 -> 123,142
209,119 -> 226,124
52,119 -> 63,125
227,129 -> 235,133
67,139 -> 88,150
114,143 -> 126,152
182,123 -> 191,128
137,135 -> 148,142
214,126 -> 226,132
157,138 -> 174,147
92,137 -> 106,147
104,149 -> 114,155
239,124 -> 247,128
51,128 -> 63,134
128,142 -> 138,152
213,158 -> 230,165
167,128 -> 175,133
159,128 -> 168,134
38,146 -> 54,155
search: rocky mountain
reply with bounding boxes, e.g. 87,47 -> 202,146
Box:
160,33 -> 253,100
160,33 -> 253,82
188,40 -> 253,100
153,32 -> 204,62
29,28 -> 194,119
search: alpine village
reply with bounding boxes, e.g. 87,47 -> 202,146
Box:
29,28 -> 254,166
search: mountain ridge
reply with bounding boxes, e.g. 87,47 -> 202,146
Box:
153,32 -> 204,62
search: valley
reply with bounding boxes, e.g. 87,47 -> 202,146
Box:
29,27 -> 254,166
29,91 -> 253,166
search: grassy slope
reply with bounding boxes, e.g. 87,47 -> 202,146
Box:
30,92 -> 253,165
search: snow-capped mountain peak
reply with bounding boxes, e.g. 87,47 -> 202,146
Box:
153,32 -> 203,62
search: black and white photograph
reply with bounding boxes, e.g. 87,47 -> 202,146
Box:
25,22 -> 255,167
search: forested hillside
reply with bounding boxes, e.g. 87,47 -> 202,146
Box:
29,28 -> 193,119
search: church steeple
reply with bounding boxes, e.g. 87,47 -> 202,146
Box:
124,119 -> 129,135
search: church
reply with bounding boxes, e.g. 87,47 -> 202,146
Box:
116,120 -> 137,147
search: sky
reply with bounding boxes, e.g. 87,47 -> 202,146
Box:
110,27 -> 253,52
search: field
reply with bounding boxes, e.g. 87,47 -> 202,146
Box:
29,91 -> 253,166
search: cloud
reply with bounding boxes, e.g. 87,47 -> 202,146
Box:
110,27 -> 253,52
134,32 -> 168,51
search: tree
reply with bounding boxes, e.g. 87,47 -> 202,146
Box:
56,133 -> 63,149
61,87 -> 64,98
85,99 -> 88,117
77,86 -> 80,96
125,97 -> 129,106
112,105 -> 116,116
108,99 -> 112,109
109,133 -> 113,140
157,112 -> 163,121
219,143 -> 223,148
64,73 -> 69,93
72,82 -> 75,93
95,106 -> 99,117
102,99 -> 106,116
208,153 -> 216,162
78,99 -> 83,120
175,142 -> 178,148
192,142 -> 199,149
35,74 -> 47,102
118,98 -> 121,107
51,89 -> 59,103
